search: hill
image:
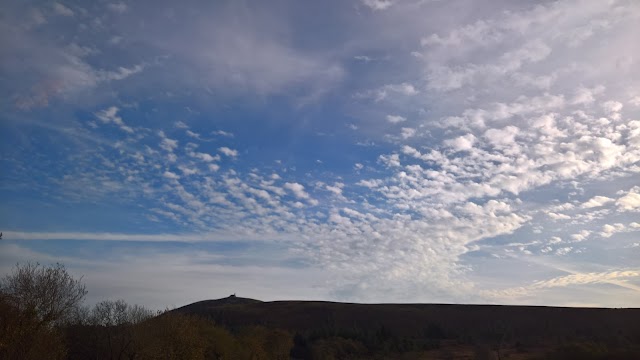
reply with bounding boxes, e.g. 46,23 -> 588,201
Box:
171,297 -> 640,359
174,294 -> 262,312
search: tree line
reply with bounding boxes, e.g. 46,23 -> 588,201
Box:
0,263 -> 292,360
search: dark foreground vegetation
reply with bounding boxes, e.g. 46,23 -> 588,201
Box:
1,263 -> 639,359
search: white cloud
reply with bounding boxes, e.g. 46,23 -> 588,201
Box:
555,247 -> 573,256
570,230 -> 591,242
174,121 -> 189,129
600,223 -> 625,238
326,182 -> 344,196
386,82 -> 418,96
212,130 -> 234,138
191,152 -> 219,162
616,188 -> 640,211
218,147 -> 238,157
98,64 -> 145,81
386,115 -> 406,123
109,36 -> 123,45
357,179 -> 382,188
162,171 -> 180,180
354,55 -> 373,62
95,107 -> 134,133
358,82 -> 419,101
53,3 -> 74,17
179,166 -> 198,176
361,0 -> 393,11
486,270 -> 640,300
160,138 -> 178,152
379,153 -> 400,167
571,86 -> 604,105
548,236 -> 563,244
581,195 -> 614,209
400,127 -> 416,139
444,133 -> 476,151
483,126 -> 519,147
284,182 -> 317,205
548,212 -> 571,221
535,270 -> 640,289
601,100 -> 623,114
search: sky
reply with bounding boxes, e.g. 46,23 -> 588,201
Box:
1,0 -> 639,309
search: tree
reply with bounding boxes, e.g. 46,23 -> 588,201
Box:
90,299 -> 153,327
0,263 -> 86,360
81,300 -> 154,360
0,262 -> 87,327
135,313 -> 209,359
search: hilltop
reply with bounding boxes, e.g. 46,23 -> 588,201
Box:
174,294 -> 262,312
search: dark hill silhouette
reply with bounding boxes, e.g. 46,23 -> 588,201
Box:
171,298 -> 640,357
174,295 -> 262,313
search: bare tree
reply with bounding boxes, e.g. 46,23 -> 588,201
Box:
90,299 -> 153,327
0,263 -> 86,359
84,300 -> 154,360
0,262 -> 87,326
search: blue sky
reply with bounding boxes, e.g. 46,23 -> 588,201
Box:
1,0 -> 640,308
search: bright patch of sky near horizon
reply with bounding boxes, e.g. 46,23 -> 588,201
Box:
1,0 -> 639,309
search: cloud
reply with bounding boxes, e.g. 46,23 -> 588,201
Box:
218,147 -> 238,157
212,130 -> 234,138
361,0 -> 394,11
386,115 -> 406,123
357,83 -> 419,101
555,247 -> 573,256
326,182 -> 344,196
2,231 -> 243,242
3,1 -> 340,111
400,127 -> 416,139
354,55 -> 373,62
160,138 -> 178,152
53,3 -> 74,17
570,230 -> 591,242
600,223 -> 626,238
163,171 -> 180,180
548,212 -> 571,221
533,270 -> 640,290
174,121 -> 189,129
581,196 -> 615,209
486,269 -> 640,300
444,134 -> 476,151
139,2 -> 345,98
95,107 -> 134,133
98,64 -> 145,81
191,152 -> 219,162
0,242 -> 328,308
616,188 -> 640,211
107,3 -> 128,13
284,182 -> 317,205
